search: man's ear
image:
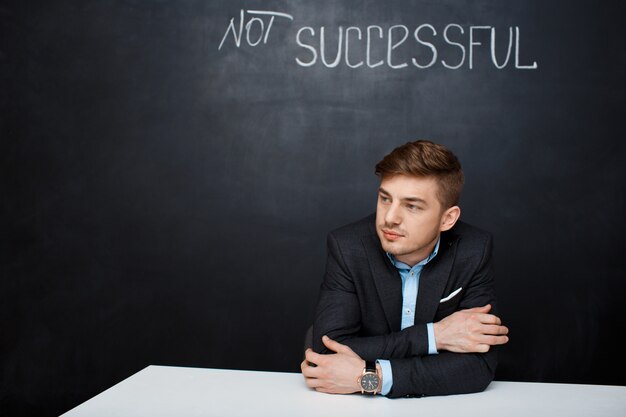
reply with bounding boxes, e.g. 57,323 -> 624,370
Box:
440,206 -> 461,232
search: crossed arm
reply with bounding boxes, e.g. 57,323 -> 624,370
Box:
301,304 -> 509,396
301,232 -> 509,397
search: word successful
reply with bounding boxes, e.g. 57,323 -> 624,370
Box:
218,9 -> 538,70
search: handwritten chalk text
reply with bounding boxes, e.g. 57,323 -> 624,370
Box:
218,10 -> 538,70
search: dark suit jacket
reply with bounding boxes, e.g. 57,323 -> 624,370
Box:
312,213 -> 498,398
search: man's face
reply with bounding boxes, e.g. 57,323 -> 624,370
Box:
375,174 -> 449,266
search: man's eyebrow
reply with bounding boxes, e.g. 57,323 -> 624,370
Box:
378,188 -> 428,204
403,196 -> 428,205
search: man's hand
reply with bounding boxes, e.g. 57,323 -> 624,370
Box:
301,335 -> 367,394
434,304 -> 509,353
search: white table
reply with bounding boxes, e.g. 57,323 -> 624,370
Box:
60,365 -> 626,417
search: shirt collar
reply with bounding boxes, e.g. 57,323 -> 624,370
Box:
386,237 -> 440,271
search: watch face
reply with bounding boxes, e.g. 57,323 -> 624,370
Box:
360,373 -> 380,392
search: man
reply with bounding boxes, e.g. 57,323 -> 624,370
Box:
301,140 -> 509,398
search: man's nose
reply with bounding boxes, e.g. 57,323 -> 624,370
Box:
385,203 -> 401,225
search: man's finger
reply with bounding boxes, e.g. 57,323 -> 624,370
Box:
305,348 -> 323,365
475,313 -> 502,325
304,376 -> 323,389
463,304 -> 491,314
481,324 -> 509,335
475,344 -> 491,353
301,362 -> 323,378
478,334 -> 510,346
301,359 -> 318,372
322,335 -> 353,354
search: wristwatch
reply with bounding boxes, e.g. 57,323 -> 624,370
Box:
357,360 -> 380,394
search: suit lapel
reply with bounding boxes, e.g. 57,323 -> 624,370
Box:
415,231 -> 460,324
362,234 -> 402,331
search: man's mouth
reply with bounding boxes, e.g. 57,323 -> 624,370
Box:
381,229 -> 404,240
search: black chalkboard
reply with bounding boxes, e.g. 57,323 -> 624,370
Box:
2,1 -> 625,415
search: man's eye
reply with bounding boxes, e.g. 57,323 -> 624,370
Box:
380,196 -> 390,203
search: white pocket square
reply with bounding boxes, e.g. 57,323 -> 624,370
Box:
440,287 -> 462,303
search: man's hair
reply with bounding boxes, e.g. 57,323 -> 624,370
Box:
374,140 -> 465,209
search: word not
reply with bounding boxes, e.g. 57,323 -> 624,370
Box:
296,24 -> 537,69
218,9 -> 293,50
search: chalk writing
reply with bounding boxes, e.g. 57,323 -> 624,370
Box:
218,10 -> 538,70
218,10 -> 294,50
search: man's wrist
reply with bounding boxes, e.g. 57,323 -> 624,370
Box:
356,359 -> 366,392
376,363 -> 383,393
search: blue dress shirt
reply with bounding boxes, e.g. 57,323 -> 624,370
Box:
377,238 -> 440,395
